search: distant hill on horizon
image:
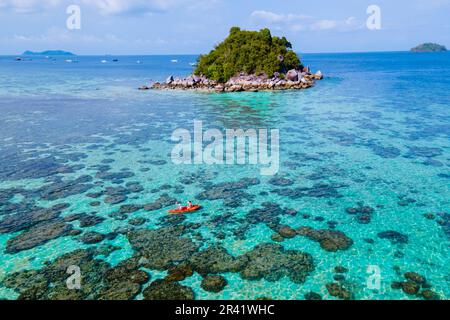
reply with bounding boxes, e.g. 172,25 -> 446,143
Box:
411,43 -> 447,52
22,50 -> 76,56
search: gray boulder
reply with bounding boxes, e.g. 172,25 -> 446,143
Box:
165,76 -> 174,84
286,69 -> 299,82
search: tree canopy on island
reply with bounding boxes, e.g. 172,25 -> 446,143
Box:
195,27 -> 302,82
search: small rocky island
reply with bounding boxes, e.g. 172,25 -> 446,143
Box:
141,27 -> 323,93
411,43 -> 447,53
23,50 -> 75,56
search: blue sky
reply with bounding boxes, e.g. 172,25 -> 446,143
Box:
1,0 -> 449,55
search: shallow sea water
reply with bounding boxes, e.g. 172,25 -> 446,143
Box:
0,52 -> 449,300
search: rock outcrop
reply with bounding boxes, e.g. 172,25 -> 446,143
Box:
140,69 -> 323,93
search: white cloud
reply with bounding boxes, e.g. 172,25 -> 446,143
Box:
11,27 -> 120,44
251,10 -> 310,24
0,0 -> 221,15
0,0 -> 60,13
310,18 -> 359,31
251,10 -> 363,32
83,0 -> 221,15
82,0 -> 166,15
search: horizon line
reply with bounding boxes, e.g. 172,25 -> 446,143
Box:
1,49 -> 434,56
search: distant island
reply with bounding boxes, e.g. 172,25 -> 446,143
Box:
22,50 -> 76,56
411,43 -> 447,53
144,27 -> 323,93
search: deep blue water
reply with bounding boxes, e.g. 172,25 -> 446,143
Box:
0,52 -> 449,300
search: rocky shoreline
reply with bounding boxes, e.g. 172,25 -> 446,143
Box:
139,68 -> 323,93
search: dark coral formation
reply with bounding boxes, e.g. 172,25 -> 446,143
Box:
271,183 -> 346,199
143,280 -> 194,300
189,245 -> 246,276
326,282 -> 353,300
80,231 -> 105,245
246,202 -> 297,228
164,264 -> 194,283
436,212 -> 450,239
377,230 -> 409,245
239,244 -> 314,284
0,202 -> 76,254
268,176 -> 294,186
304,292 -> 322,300
201,276 -> 228,293
37,175 -> 94,201
346,205 -> 375,224
128,226 -> 199,270
6,220 -> 73,254
143,194 -> 177,212
2,249 -> 149,300
297,227 -> 354,252
196,178 -> 260,207
0,203 -> 69,233
391,272 -> 440,300
0,156 -> 82,181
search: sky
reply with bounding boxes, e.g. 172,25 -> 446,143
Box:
0,0 -> 450,55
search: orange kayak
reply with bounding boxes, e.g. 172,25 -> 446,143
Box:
168,205 -> 202,214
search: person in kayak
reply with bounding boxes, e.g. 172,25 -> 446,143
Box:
176,202 -> 187,210
187,201 -> 194,208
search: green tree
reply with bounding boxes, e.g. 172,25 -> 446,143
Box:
195,27 -> 302,82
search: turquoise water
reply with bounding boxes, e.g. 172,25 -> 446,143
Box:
0,52 -> 449,300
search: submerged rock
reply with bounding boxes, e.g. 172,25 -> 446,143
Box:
401,281 -> 420,295
189,245 -> 246,276
407,146 -> 442,158
334,266 -> 349,274
201,275 -> 228,293
420,290 -> 440,300
128,217 -> 147,226
404,272 -> 426,285
128,226 -> 198,270
0,156 -> 81,181
346,205 -> 375,224
147,71 -> 321,93
143,194 -> 177,212
196,178 -> 260,207
165,264 -> 194,282
143,280 -> 195,300
304,292 -> 322,300
2,250 -> 150,300
275,225 -> 297,239
297,227 -> 354,252
3,249 -> 106,299
37,175 -> 94,201
66,213 -> 105,228
272,183 -> 346,199
80,231 -> 105,244
377,230 -> 409,244
104,195 -> 127,205
99,260 -> 150,300
268,176 -> 294,186
6,220 -> 73,254
239,243 -> 314,284
326,283 -> 353,300
0,203 -> 69,234
246,202 -> 297,228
